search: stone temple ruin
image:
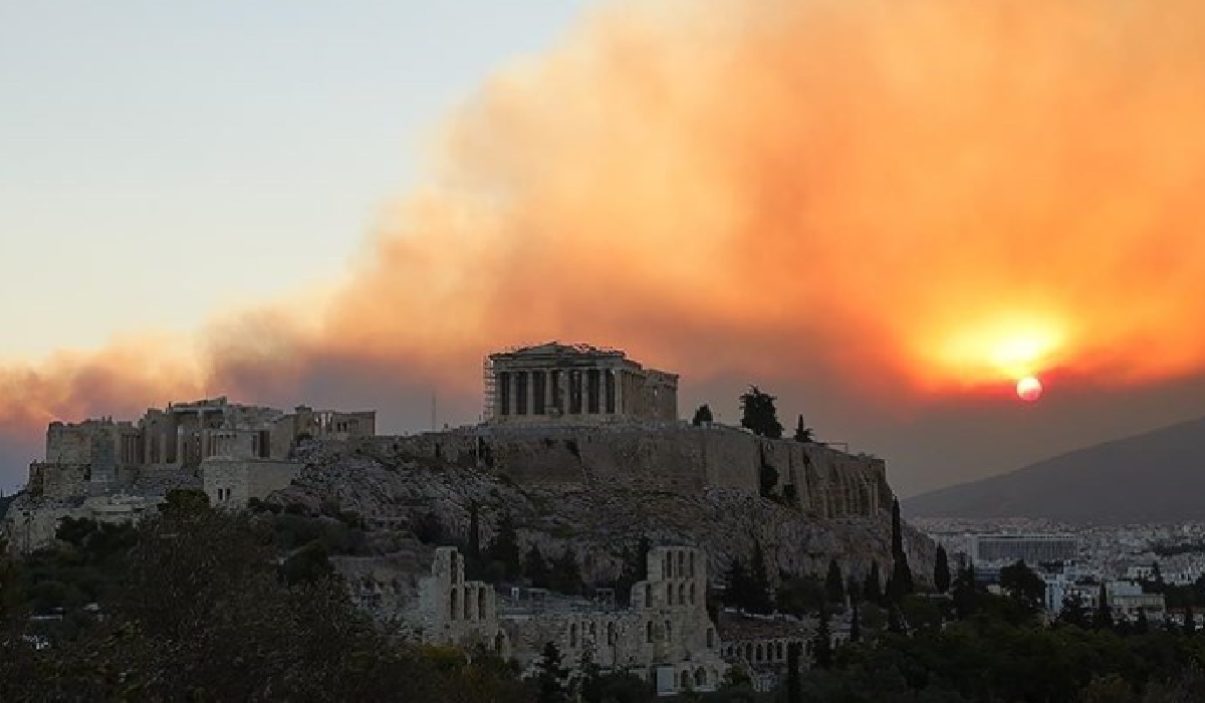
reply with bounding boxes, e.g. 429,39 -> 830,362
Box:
485,342 -> 678,424
3,342 -> 885,693
9,396 -> 375,551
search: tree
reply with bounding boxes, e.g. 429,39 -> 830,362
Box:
999,560 -> 1045,611
747,541 -> 773,613
849,602 -> 862,643
887,499 -> 914,601
467,502 -> 481,560
952,564 -> 980,620
825,559 -> 845,605
1185,604 -> 1196,635
550,548 -> 583,595
740,386 -> 783,439
1095,584 -> 1113,631
864,562 -> 883,604
1058,593 -> 1090,628
793,415 -> 814,443
614,537 -> 651,606
934,545 -> 951,594
786,641 -> 803,703
1135,608 -> 1150,634
691,404 -> 714,426
525,546 -> 551,589
533,642 -> 569,703
812,609 -> 834,669
488,513 -> 522,581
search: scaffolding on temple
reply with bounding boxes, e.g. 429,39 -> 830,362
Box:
481,355 -> 496,422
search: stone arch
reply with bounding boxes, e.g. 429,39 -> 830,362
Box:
678,582 -> 686,605
689,582 -> 696,605
644,583 -> 652,606
666,582 -> 673,605
462,586 -> 470,619
607,621 -> 617,645
776,641 -> 784,660
569,622 -> 578,648
646,620 -> 654,643
695,667 -> 707,687
744,642 -> 753,660
477,587 -> 487,620
450,588 -> 459,621
755,643 -> 763,662
689,551 -> 695,577
589,621 -> 597,641
677,551 -> 685,576
663,555 -> 670,578
680,670 -> 690,690
664,619 -> 672,641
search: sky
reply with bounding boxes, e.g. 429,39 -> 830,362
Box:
3,0 -> 1205,499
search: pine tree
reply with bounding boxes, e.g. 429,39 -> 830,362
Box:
793,415 -> 814,443
811,609 -> 834,669
534,641 -> 569,703
1095,583 -> 1113,631
525,546 -> 551,588
825,559 -> 845,605
487,512 -> 522,580
691,404 -> 714,426
934,545 -> 951,594
740,386 -> 783,439
888,499 -> 914,602
786,641 -> 803,703
864,562 -> 883,603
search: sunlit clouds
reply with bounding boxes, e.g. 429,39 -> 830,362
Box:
4,0 -> 1205,449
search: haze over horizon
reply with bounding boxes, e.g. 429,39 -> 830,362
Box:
4,0 -> 1205,497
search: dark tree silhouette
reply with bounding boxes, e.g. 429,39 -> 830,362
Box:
691,404 -> 714,426
786,641 -> 803,703
812,609 -> 834,668
825,559 -> 845,605
793,414 -> 814,443
534,642 -> 569,703
887,499 -> 914,601
1095,583 -> 1113,631
487,512 -> 522,580
934,545 -> 951,594
525,546 -> 551,588
864,562 -> 883,604
740,386 -> 783,439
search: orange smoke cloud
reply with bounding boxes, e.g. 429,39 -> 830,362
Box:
5,0 -> 1205,439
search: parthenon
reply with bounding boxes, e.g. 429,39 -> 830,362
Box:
485,342 -> 678,424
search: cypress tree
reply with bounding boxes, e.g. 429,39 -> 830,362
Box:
691,404 -> 714,426
1095,583 -> 1113,630
525,546 -> 551,588
748,541 -> 774,613
934,545 -> 951,594
786,641 -> 803,703
724,557 -> 750,609
888,499 -> 914,601
1185,604 -> 1196,635
825,559 -> 845,605
487,512 -> 522,580
535,641 -> 568,703
811,609 -> 834,669
793,415 -> 814,443
467,502 -> 481,559
864,562 -> 883,603
849,602 -> 862,643
551,548 -> 583,595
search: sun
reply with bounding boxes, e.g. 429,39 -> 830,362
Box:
1016,376 -> 1043,402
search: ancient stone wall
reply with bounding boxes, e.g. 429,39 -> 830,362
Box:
366,424 -> 890,520
201,458 -> 302,509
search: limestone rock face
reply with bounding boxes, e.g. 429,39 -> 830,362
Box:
269,431 -> 935,589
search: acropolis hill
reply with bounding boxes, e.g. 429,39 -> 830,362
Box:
2,342 -> 933,695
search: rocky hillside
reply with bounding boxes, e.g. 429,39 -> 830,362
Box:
269,438 -> 935,590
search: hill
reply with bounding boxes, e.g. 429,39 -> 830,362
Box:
904,415 -> 1205,524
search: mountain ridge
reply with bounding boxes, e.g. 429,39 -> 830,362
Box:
904,414 -> 1205,524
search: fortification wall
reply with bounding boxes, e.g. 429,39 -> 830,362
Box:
355,424 -> 890,520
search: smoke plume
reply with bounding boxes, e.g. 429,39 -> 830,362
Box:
5,0 -> 1205,490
